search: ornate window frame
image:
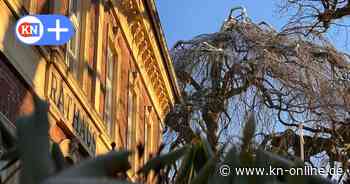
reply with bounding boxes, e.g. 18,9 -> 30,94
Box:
127,69 -> 140,174
65,0 -> 82,79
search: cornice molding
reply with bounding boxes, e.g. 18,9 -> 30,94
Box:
111,0 -> 176,120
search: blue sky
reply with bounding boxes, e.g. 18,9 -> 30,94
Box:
156,0 -> 349,52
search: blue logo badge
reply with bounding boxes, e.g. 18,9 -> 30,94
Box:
15,15 -> 75,45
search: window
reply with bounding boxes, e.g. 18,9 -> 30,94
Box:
84,0 -> 99,103
36,0 -> 51,14
23,0 -> 50,14
151,116 -> 160,154
144,106 -> 152,164
127,71 -> 138,172
104,46 -> 115,136
23,0 -> 32,12
127,90 -> 137,149
70,0 -> 78,14
99,8 -> 119,137
66,0 -> 81,79
53,0 -> 69,15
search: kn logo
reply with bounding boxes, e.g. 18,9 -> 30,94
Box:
15,15 -> 75,45
18,23 -> 41,37
15,16 -> 44,44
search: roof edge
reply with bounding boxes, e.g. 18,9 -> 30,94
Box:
143,0 -> 183,104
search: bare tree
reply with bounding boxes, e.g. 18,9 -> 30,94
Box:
165,7 -> 350,181
279,0 -> 350,35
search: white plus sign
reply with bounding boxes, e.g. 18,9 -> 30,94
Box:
47,19 -> 69,41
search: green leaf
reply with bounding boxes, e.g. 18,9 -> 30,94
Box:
190,156 -> 218,184
254,148 -> 276,184
175,146 -> 194,184
0,114 -> 17,147
16,97 -> 53,184
193,143 -> 208,172
0,147 -> 19,161
51,143 -> 67,172
257,149 -> 334,184
209,147 -> 240,184
0,157 -> 19,171
42,178 -> 137,184
200,136 -> 214,158
52,151 -> 130,178
138,145 -> 190,175
306,175 -> 335,184
257,149 -> 294,168
286,174 -> 308,184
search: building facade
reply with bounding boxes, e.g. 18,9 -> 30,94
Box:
0,0 -> 179,182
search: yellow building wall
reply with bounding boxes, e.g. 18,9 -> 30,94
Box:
0,0 -> 178,182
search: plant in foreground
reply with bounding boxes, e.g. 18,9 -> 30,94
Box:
0,97 -> 336,184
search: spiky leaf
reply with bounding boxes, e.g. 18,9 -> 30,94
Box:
191,156 -> 218,184
175,147 -> 195,184
51,143 -> 67,172
16,97 -> 53,184
138,145 -> 190,175
42,178 -> 137,184
53,151 -> 130,178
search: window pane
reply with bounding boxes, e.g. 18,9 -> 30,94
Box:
70,0 -> 78,16
68,55 -> 79,79
127,88 -> 139,172
144,115 -> 150,164
85,68 -> 93,101
147,123 -> 152,152
127,90 -> 137,150
66,0 -> 80,80
131,92 -> 137,171
104,44 -> 114,136
127,89 -> 133,149
99,87 -> 105,115
84,1 -> 99,103
105,91 -> 113,134
37,0 -> 50,14
108,49 -> 114,79
23,0 -> 31,12
69,35 -> 76,54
